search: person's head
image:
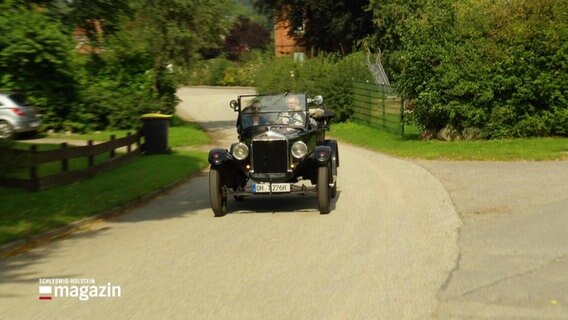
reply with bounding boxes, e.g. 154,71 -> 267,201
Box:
250,101 -> 262,114
286,96 -> 301,112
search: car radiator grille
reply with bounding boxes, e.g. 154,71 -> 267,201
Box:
252,140 -> 288,173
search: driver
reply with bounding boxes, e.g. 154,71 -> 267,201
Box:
241,101 -> 269,127
276,95 -> 304,126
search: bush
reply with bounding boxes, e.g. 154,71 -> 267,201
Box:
255,52 -> 373,122
397,0 -> 568,138
69,45 -> 178,131
184,51 -> 267,87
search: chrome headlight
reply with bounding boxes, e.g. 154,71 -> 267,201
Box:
232,142 -> 249,160
291,141 -> 308,159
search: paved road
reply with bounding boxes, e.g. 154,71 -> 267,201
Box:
3,87 -> 565,319
418,161 -> 568,319
0,87 -> 460,319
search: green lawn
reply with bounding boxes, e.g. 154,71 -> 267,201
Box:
1,121 -> 211,246
0,151 -> 208,245
331,121 -> 568,161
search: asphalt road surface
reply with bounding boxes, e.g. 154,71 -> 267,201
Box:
0,87 -> 461,319
418,160 -> 568,319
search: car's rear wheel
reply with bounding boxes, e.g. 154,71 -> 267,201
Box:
317,164 -> 331,214
0,121 -> 14,140
209,167 -> 227,217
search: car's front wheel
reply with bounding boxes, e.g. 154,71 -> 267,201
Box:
209,167 -> 227,217
330,181 -> 337,199
0,121 -> 14,140
317,164 -> 331,214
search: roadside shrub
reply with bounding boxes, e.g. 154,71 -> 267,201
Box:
397,0 -> 568,138
549,107 -> 568,136
255,52 -> 373,122
70,41 -> 178,132
78,69 -> 176,130
184,53 -> 264,87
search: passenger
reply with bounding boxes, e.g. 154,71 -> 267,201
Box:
276,95 -> 304,126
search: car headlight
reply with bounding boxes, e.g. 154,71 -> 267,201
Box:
291,141 -> 308,159
232,142 -> 249,160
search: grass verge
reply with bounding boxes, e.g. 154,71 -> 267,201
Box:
331,121 -> 568,161
0,151 -> 207,245
1,120 -> 211,246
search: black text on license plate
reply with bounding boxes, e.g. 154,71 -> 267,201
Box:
253,183 -> 290,193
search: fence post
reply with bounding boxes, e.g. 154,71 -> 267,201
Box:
110,135 -> 116,158
400,97 -> 405,139
127,132 -> 132,153
88,140 -> 94,167
136,129 -> 142,149
60,143 -> 69,172
381,85 -> 386,130
29,145 -> 39,190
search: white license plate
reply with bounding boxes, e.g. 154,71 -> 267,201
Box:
252,183 -> 291,193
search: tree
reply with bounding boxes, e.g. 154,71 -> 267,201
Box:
223,16 -> 271,61
60,0 -> 132,43
0,0 -> 237,131
367,0 -> 428,52
254,0 -> 376,54
69,0 -> 234,130
126,0 -> 231,93
0,2 -> 79,130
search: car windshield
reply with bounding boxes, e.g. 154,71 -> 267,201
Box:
238,93 -> 307,131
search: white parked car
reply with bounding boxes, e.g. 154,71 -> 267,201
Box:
0,92 -> 41,139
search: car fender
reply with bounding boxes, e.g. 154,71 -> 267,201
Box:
313,145 -> 332,166
208,148 -> 231,166
324,139 -> 339,168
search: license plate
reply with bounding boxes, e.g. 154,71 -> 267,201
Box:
252,183 -> 290,193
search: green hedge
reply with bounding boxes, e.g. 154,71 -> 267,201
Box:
254,52 -> 374,122
397,0 -> 568,138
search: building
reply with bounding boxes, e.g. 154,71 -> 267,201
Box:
274,17 -> 304,57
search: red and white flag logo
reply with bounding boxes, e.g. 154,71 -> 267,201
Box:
39,286 -> 52,300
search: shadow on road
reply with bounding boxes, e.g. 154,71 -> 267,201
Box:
0,244 -> 88,297
227,190 -> 342,216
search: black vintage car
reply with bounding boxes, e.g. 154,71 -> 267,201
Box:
207,93 -> 339,216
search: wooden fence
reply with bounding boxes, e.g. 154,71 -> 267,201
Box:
0,131 -> 142,191
351,81 -> 405,136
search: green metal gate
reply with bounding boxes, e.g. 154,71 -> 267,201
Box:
351,81 -> 405,137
